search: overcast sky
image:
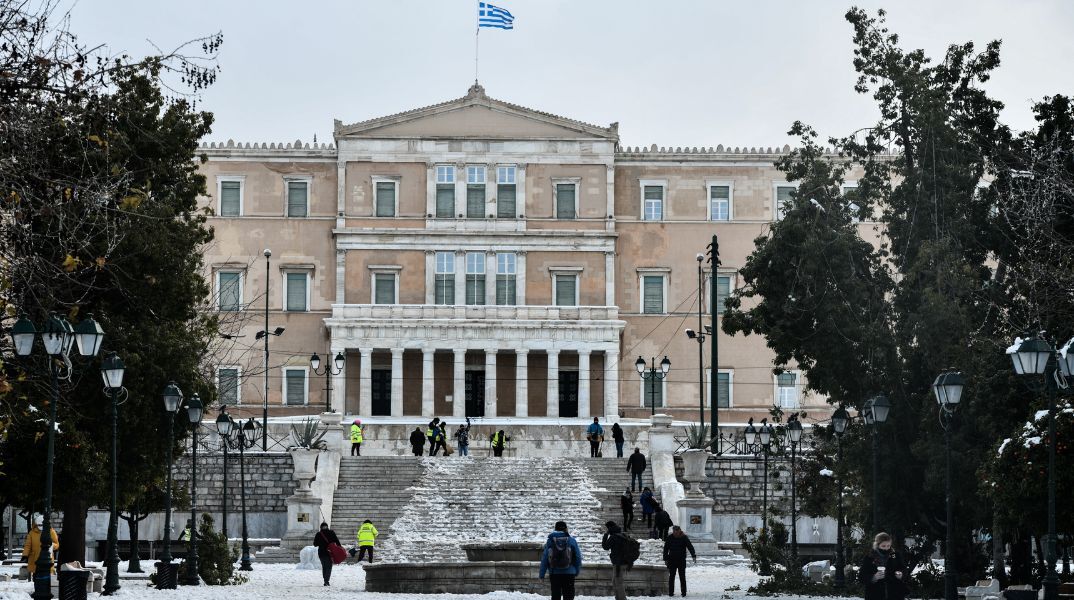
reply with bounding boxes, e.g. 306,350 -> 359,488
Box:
65,0 -> 1074,149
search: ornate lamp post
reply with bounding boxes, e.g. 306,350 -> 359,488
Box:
214,408 -> 234,541
182,393 -> 204,586
743,417 -> 774,576
235,419 -> 259,571
863,393 -> 891,532
932,369 -> 965,600
100,352 -> 126,596
635,355 -> 671,416
310,351 -> 346,413
786,414 -> 804,566
832,405 -> 850,589
157,382 -> 182,589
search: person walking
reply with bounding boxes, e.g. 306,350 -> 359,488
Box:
437,421 -> 451,456
663,525 -> 697,597
858,532 -> 908,600
21,514 -> 59,576
601,520 -> 629,600
620,488 -> 635,531
349,419 -> 363,456
611,423 -> 625,458
426,418 -> 440,456
627,448 -> 647,492
539,520 -> 583,600
312,522 -> 342,586
409,426 -> 426,456
640,487 -> 656,530
454,418 -> 472,457
586,417 -> 604,457
356,519 -> 378,564
490,429 -> 508,457
654,502 -> 674,541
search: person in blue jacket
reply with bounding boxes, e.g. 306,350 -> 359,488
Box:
539,520 -> 583,600
585,417 -> 604,457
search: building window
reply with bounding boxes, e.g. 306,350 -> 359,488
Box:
435,165 -> 455,218
286,180 -> 308,217
642,377 -> 664,408
641,181 -> 665,221
217,367 -> 240,405
375,179 -> 397,217
217,271 -> 242,312
842,181 -> 860,223
373,273 -> 397,305
465,252 -> 486,305
554,273 -> 578,307
284,272 -> 309,312
716,275 -> 731,314
495,253 -> 516,305
283,368 -> 308,406
777,372 -> 799,408
642,275 -> 665,314
435,252 -> 455,305
497,166 -> 517,218
706,369 -> 732,408
467,166 -> 486,218
554,183 -> 577,219
709,184 -> 731,221
218,178 -> 243,217
774,184 -> 797,220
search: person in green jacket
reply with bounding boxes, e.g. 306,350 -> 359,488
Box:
349,419 -> 363,456
356,519 -> 378,563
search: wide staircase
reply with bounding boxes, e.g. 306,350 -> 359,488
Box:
578,456 -> 660,530
332,456 -> 425,548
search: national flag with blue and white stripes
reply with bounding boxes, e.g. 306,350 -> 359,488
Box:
478,1 -> 514,30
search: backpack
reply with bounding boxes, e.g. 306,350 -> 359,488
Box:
549,536 -> 574,569
617,532 -> 641,566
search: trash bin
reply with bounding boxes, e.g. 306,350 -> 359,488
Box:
156,562 -> 179,590
57,570 -> 89,600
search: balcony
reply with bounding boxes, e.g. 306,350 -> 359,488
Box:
331,303 -> 619,321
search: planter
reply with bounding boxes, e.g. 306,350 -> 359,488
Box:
681,448 -> 710,497
288,448 -> 320,494
461,542 -> 543,562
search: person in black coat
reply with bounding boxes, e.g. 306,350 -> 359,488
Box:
653,503 -> 674,541
409,427 -> 426,456
611,423 -> 625,458
601,521 -> 628,600
858,532 -> 908,600
663,526 -> 697,597
620,488 -> 634,530
312,522 -> 342,586
626,448 -> 647,492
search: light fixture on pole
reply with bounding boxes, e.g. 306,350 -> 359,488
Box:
864,393 -> 891,533
932,369 -> 965,600
100,352 -> 126,596
156,382 -> 182,589
215,408 -> 234,541
786,413 -> 804,566
235,419 -> 259,571
758,418 -> 774,576
636,356 -> 671,416
687,253 -> 707,438
831,405 -> 849,589
183,393 -> 204,586
310,351 -> 346,413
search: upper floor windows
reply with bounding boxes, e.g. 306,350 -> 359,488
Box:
435,251 -> 455,305
497,166 -> 517,218
553,180 -> 578,220
218,177 -> 244,217
283,368 -> 308,406
774,183 -> 798,220
217,271 -> 242,311
708,182 -> 732,221
465,252 -> 486,305
466,166 -> 487,218
284,271 -> 309,312
495,252 -> 517,305
286,179 -> 309,217
641,274 -> 666,314
373,272 -> 398,305
217,366 -> 240,405
776,371 -> 800,408
375,178 -> 398,217
553,273 -> 578,306
436,165 -> 456,218
641,180 -> 665,221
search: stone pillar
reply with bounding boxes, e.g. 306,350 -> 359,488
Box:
336,161 -> 346,229
485,350 -> 497,417
454,162 -> 465,217
486,251 -> 497,306
605,251 -> 616,307
359,349 -> 372,416
515,350 -> 529,417
335,249 -> 346,305
453,349 -> 466,419
390,348 -> 404,416
578,351 -> 591,418
517,165 -> 527,219
605,164 -> 615,231
424,251 -> 435,304
421,348 -> 435,417
454,251 -> 465,306
546,350 -> 560,418
425,163 -> 435,217
604,350 -> 620,420
516,252 -> 527,305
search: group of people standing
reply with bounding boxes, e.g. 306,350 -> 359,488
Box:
584,417 -> 628,458
405,417 -> 511,457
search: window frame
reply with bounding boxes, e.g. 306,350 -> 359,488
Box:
774,370 -> 801,409
216,366 -> 242,406
217,176 -> 245,217
284,176 -> 312,218
495,252 -> 517,305
282,367 -> 309,406
703,270 -> 736,315
465,252 -> 487,305
434,251 -> 456,305
640,179 -> 666,222
216,270 -> 243,312
496,165 -> 518,219
550,269 -> 582,307
637,271 -> 669,315
372,176 -> 399,218
773,181 -> 800,221
639,376 -> 667,409
435,165 -> 456,218
552,178 -> 580,220
706,180 -> 734,222
282,270 -> 311,312
368,266 -> 401,305
705,368 -> 734,408
841,180 -> 860,223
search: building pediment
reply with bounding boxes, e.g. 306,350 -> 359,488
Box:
334,83 -> 619,141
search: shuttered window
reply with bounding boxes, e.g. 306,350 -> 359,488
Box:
285,272 -> 308,312
465,253 -> 486,305
220,181 -> 241,217
286,181 -> 308,217
497,166 -> 516,218
716,275 -> 731,314
467,185 -> 485,218
643,185 -> 663,221
556,184 -> 576,219
642,276 -> 664,314
710,185 -> 730,221
436,165 -> 455,218
643,378 -> 663,408
374,274 -> 395,304
218,272 -> 241,311
777,372 -> 798,408
495,253 -> 516,305
218,368 -> 239,405
554,274 -> 577,306
716,371 -> 730,408
284,369 -> 307,406
375,181 -> 396,217
775,185 -> 795,219
435,252 -> 455,305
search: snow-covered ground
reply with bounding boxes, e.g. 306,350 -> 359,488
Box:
0,560 -> 859,600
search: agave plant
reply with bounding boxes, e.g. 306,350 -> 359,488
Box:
289,417 -> 328,450
684,424 -> 714,450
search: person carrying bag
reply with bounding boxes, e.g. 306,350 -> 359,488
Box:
313,522 -> 345,586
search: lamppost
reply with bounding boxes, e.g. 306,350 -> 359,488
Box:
686,253 -> 707,433
932,369 -> 965,600
1008,334 -> 1067,600
234,419 -> 259,571
182,393 -> 204,586
635,356 -> 671,416
744,417 -> 775,576
310,352 -> 346,413
863,393 -> 891,533
100,352 -> 126,596
832,405 -> 849,589
10,313 -> 104,600
214,408 -> 233,541
255,248 -> 285,450
157,382 -> 183,589
706,234 -> 721,450
786,413 -> 804,566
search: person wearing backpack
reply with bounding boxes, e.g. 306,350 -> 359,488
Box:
602,520 -> 639,600
663,525 -> 697,597
539,520 -> 583,600
355,519 -> 378,563
586,417 -> 604,457
639,487 -> 656,529
654,502 -> 674,541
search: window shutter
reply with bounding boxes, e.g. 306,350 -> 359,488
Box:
375,182 -> 395,217
717,275 -> 731,314
717,372 -> 730,408
555,275 -> 576,306
285,371 -> 306,405
287,181 -> 308,217
643,276 -> 663,313
220,181 -> 241,217
644,378 -> 662,407
466,275 -> 486,305
219,272 -> 240,311
711,186 -> 729,220
219,368 -> 239,405
496,275 -> 516,305
436,185 -> 455,217
374,274 -> 395,304
497,184 -> 516,218
286,272 -> 307,311
467,185 -> 485,218
556,184 -> 576,219
435,275 -> 455,304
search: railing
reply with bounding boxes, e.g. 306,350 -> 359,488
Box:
330,304 -> 620,321
673,432 -> 813,457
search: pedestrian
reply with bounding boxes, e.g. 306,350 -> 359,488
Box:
437,421 -> 450,456
409,426 -> 425,456
454,417 -> 472,457
349,419 -> 363,456
539,520 -> 583,600
427,418 -> 440,456
620,488 -> 635,531
627,448 -> 647,492
601,520 -> 629,600
640,487 -> 656,529
611,422 -> 625,458
858,532 -> 908,600
356,519 -> 378,564
663,525 -> 697,597
490,429 -> 509,457
654,502 -> 674,541
177,517 -> 195,542
312,522 -> 342,586
21,514 -> 59,576
586,417 -> 604,457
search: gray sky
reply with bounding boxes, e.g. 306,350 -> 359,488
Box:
66,0 -> 1074,148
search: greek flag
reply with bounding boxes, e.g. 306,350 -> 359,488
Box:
478,2 -> 514,30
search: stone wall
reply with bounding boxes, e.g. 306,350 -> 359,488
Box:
674,454 -> 791,515
172,452 -> 294,513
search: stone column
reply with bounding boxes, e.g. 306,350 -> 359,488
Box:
578,351 -> 591,418
546,349 -> 560,418
424,251 -> 435,304
605,164 -> 615,231
421,348 -> 435,417
454,251 -> 465,306
390,348 -> 404,416
335,249 -> 346,305
453,349 -> 466,419
517,251 -> 527,305
359,349 -> 372,417
484,350 -> 497,417
515,349 -> 529,417
336,161 -> 346,229
604,350 -> 620,420
517,165 -> 527,219
454,162 -> 465,218
605,251 -> 616,307
425,163 -> 435,217
485,251 -> 497,306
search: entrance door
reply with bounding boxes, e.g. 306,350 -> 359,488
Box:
371,369 -> 391,416
465,371 -> 485,417
559,371 -> 579,418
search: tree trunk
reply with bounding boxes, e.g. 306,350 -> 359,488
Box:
58,495 -> 88,565
992,518 -> 1007,588
126,512 -> 143,573
1010,528 -> 1031,585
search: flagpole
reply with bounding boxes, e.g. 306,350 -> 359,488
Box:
475,0 -> 480,83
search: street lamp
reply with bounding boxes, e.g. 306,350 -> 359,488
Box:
183,393 -> 204,586
233,419 -> 259,571
831,405 -> 850,589
636,356 -> 671,416
863,393 -> 891,533
932,369 -> 965,600
9,313 -> 103,600
743,417 -> 775,576
310,351 -> 346,413
100,352 -> 126,596
686,253 -> 707,438
1009,334 -> 1062,600
157,382 -> 182,589
214,408 -> 234,541
786,414 -> 804,566
257,248 -> 285,450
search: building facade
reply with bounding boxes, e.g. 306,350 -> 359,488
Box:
198,84 -> 831,425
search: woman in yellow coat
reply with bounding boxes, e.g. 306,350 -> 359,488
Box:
22,515 -> 59,575
355,519 -> 378,564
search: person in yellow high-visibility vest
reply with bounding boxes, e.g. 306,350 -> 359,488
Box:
21,515 -> 59,575
355,519 -> 378,563
350,419 -> 363,456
